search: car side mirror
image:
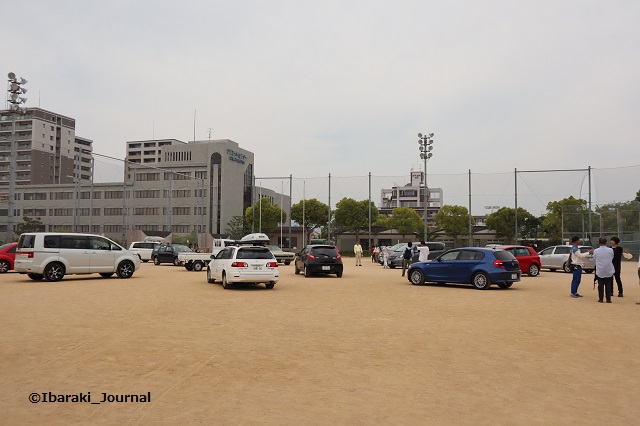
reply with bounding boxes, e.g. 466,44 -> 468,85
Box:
210,254 -> 216,259
437,258 -> 442,262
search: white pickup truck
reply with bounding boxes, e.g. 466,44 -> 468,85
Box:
178,238 -> 234,271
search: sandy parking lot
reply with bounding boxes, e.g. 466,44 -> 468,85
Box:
1,258 -> 639,425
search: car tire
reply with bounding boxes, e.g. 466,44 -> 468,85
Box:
222,272 -> 230,289
173,257 -> 180,266
193,261 -> 203,272
100,273 -> 114,278
294,264 -> 300,274
142,259 -> 149,263
549,268 -> 557,272
284,261 -> 291,266
117,260 -> 134,278
389,265 -> 396,269
304,265 -> 310,278
44,262 -> 65,282
27,273 -> 44,281
562,262 -> 571,273
185,264 -> 193,271
153,256 -> 160,265
207,267 -> 215,283
409,269 -> 425,285
266,282 -> 275,289
528,264 -> 540,277
584,269 -> 594,274
472,272 -> 491,290
336,271 -> 343,278
497,282 -> 513,289
0,260 -> 9,273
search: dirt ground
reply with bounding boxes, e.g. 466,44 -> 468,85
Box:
1,258 -> 639,425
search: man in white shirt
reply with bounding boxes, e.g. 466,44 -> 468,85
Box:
593,237 -> 615,303
353,241 -> 363,266
570,236 -> 592,298
418,241 -> 430,262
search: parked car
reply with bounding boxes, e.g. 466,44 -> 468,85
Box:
206,245 -> 279,289
496,245 -> 541,276
407,247 -> 521,289
538,245 -> 595,273
14,232 -> 140,282
294,245 -> 343,278
0,242 -> 18,273
152,243 -> 192,266
128,241 -> 161,262
383,242 -> 446,267
266,245 -> 295,265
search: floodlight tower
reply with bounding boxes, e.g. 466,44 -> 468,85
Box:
418,132 -> 434,241
6,72 -> 28,241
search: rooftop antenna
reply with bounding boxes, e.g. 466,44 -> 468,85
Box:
207,127 -> 213,140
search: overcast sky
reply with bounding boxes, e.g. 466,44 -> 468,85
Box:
3,0 -> 639,212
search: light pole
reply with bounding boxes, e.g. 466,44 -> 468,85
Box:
418,132 -> 434,241
6,72 -> 28,242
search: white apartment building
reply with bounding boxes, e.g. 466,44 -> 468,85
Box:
379,170 -> 443,224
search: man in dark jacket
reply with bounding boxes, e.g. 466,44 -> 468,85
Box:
610,237 -> 623,297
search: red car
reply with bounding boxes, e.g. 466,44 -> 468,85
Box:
0,242 -> 18,273
496,245 -> 541,276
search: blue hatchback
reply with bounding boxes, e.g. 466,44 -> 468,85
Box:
407,248 -> 521,289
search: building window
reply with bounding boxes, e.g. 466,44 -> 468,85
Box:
134,207 -> 159,215
49,208 -> 74,216
104,208 -> 124,215
24,192 -> 47,201
103,225 -> 122,233
172,225 -> 191,233
104,190 -> 124,199
135,190 -> 160,198
195,170 -> 207,179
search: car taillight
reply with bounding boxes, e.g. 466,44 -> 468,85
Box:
17,251 -> 33,258
266,262 -> 278,268
336,255 -> 342,260
308,254 -> 316,260
231,262 -> 248,268
493,259 -> 504,268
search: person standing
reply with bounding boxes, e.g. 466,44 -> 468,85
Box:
637,256 -> 640,305
373,245 -> 380,263
610,237 -> 624,297
354,241 -> 363,266
570,236 -> 592,298
382,246 -> 389,269
418,241 -> 430,263
593,237 -> 615,303
401,242 -> 414,277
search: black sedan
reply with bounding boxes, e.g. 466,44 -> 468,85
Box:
152,243 -> 192,266
294,245 -> 343,278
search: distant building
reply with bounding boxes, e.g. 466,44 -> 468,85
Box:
379,170 -> 443,225
0,107 -> 93,186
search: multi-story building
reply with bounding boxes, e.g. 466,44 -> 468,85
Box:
0,107 -> 93,187
379,170 -> 443,225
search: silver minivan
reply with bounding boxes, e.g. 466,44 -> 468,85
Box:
15,233 -> 141,282
538,245 -> 595,273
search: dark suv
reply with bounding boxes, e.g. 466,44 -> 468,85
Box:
152,243 -> 192,266
294,245 -> 343,278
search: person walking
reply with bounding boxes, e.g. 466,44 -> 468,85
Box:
382,246 -> 389,269
373,245 -> 380,263
569,236 -> 592,298
401,242 -> 414,277
354,241 -> 363,266
610,237 -> 624,297
418,241 -> 430,263
593,237 -> 615,303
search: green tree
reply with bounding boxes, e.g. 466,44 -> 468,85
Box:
15,216 -> 43,235
226,215 -> 248,240
486,207 -> 535,243
433,205 -> 470,245
245,197 -> 287,234
542,196 -> 587,241
333,198 -> 379,239
388,207 -> 423,240
291,198 -> 329,241
594,201 -> 640,236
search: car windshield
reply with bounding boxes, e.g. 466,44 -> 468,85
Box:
173,245 -> 192,252
237,248 -> 274,259
388,243 -> 404,251
311,246 -> 339,256
579,247 -> 593,253
494,251 -> 516,260
0,243 -> 14,251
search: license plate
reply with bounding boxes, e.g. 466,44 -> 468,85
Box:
511,273 -> 518,279
322,266 -> 330,271
253,266 -> 262,270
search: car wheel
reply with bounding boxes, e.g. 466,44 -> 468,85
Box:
193,261 -> 203,272
100,273 -> 114,278
142,259 -> 149,263
27,273 -> 44,281
528,264 -> 540,277
117,260 -> 134,278
549,268 -> 557,272
222,272 -> 230,289
153,256 -> 160,265
409,269 -> 425,285
336,271 -> 343,278
207,267 -> 215,283
389,265 -> 396,269
294,264 -> 300,274
173,257 -> 180,266
284,261 -> 291,265
584,269 -> 594,274
185,263 -> 193,271
44,262 -> 65,282
304,265 -> 311,277
497,282 -> 513,289
472,272 -> 491,290
562,262 -> 571,273
0,260 -> 9,273
266,282 -> 275,289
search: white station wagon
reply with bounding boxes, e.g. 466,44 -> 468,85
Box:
15,232 -> 141,282
206,245 -> 279,289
